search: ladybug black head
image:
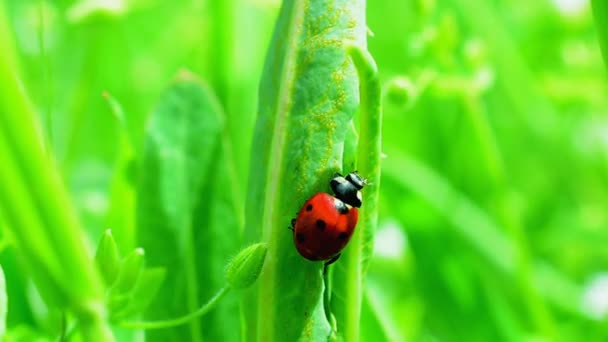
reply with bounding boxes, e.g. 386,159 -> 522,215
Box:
346,171 -> 365,190
330,171 -> 366,208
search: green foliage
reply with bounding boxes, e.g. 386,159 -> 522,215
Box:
136,73 -> 241,341
0,2 -> 111,339
243,1 -> 366,341
93,230 -> 166,323
1,0 -> 608,341
592,0 -> 608,67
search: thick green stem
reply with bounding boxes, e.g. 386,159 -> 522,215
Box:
337,44 -> 382,342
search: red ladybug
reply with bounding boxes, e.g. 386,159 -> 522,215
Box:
291,171 -> 366,264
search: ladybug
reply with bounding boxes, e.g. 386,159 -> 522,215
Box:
290,171 -> 366,265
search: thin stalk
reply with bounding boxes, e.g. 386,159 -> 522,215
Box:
119,287 -> 230,330
184,220 -> 203,342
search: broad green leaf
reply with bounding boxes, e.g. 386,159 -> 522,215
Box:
137,73 -> 241,341
243,1 -> 366,341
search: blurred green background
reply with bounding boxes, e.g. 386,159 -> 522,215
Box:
1,0 -> 608,340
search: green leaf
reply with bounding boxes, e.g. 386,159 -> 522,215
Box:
107,248 -> 145,315
103,92 -> 137,253
111,248 -> 144,296
95,229 -> 121,286
111,267 -> 166,321
137,72 -> 241,341
243,1 -> 366,341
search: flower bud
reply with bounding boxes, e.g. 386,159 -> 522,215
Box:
94,229 -> 121,286
225,243 -> 267,289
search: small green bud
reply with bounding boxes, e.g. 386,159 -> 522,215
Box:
225,243 -> 267,289
385,77 -> 416,107
95,229 -> 121,286
111,248 -> 144,295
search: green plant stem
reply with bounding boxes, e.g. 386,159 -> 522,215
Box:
338,44 -> 382,342
79,313 -> 115,342
119,286 -> 230,330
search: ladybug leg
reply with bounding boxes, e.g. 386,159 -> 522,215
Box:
325,253 -> 341,266
322,253 -> 341,275
288,218 -> 296,231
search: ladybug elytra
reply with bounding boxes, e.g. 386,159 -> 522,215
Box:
290,171 -> 366,264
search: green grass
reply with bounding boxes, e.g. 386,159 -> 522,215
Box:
1,0 -> 608,341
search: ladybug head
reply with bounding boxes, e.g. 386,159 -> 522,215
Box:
330,171 -> 366,208
346,171 -> 366,190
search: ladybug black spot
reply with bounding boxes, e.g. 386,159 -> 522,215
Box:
291,218 -> 296,227
306,204 -> 313,211
338,232 -> 349,240
316,219 -> 326,231
296,233 -> 306,243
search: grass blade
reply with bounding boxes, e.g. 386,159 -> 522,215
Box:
592,0 -> 608,69
0,3 -> 111,340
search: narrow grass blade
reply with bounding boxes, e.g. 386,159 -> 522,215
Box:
383,151 -> 585,318
592,0 -> 608,69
